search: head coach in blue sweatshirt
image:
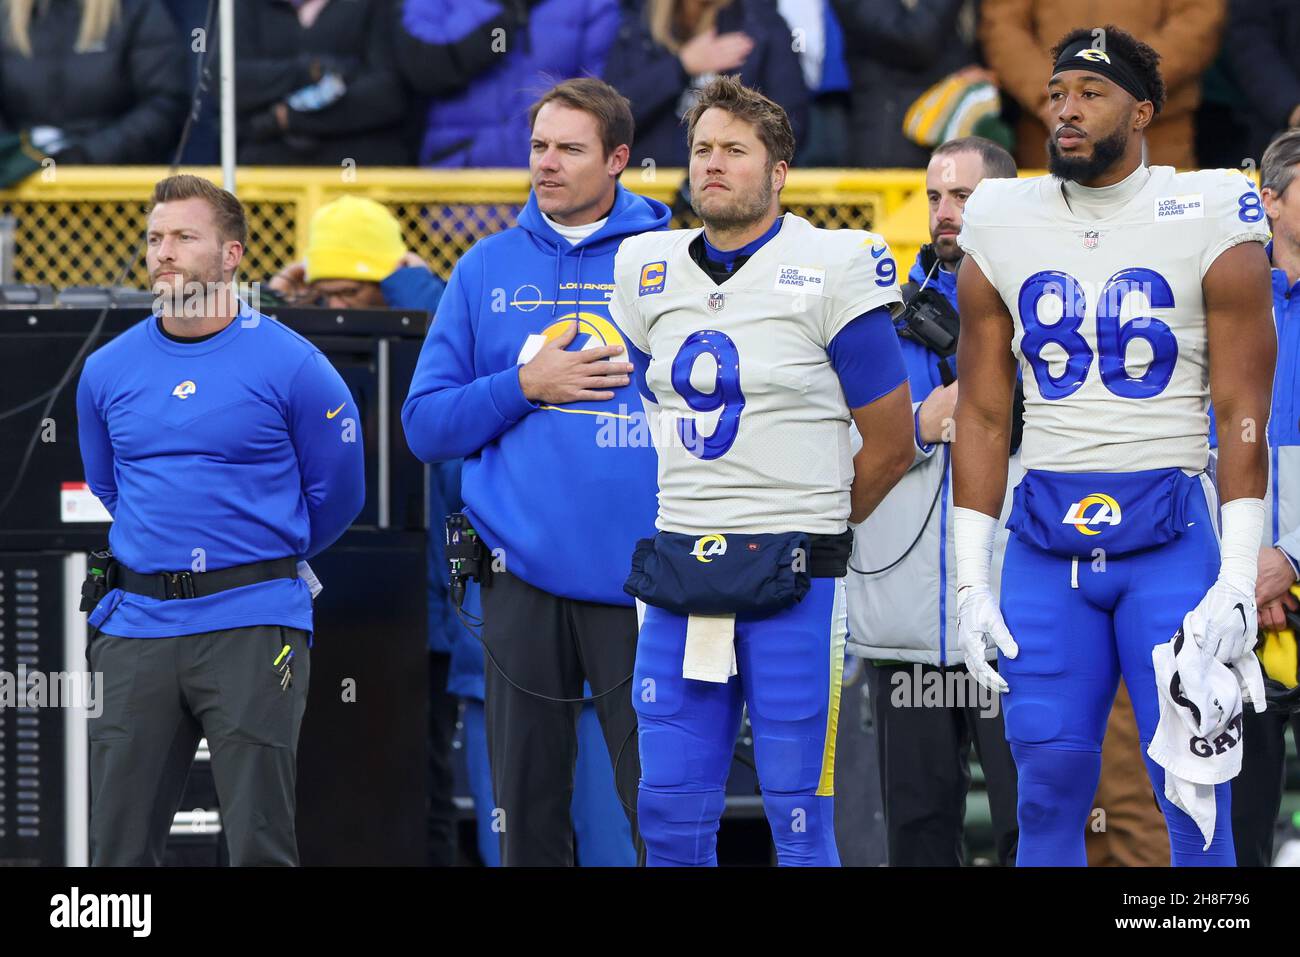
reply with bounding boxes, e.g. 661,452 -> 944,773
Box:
75,175 -> 365,866
402,77 -> 670,866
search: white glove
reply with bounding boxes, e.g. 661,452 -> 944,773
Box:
957,585 -> 1018,694
1188,579 -> 1256,664
1188,497 -> 1266,664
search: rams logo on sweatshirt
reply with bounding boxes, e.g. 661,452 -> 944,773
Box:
171,380 -> 197,400
516,312 -> 626,365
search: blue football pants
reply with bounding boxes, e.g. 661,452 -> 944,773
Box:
633,577 -> 846,866
998,494 -> 1235,866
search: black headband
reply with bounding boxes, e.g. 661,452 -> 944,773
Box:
1051,39 -> 1153,109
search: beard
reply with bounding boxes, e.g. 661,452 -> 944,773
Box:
691,174 -> 773,232
934,237 -> 963,266
931,226 -> 963,266
151,250 -> 226,317
1048,126 -> 1130,183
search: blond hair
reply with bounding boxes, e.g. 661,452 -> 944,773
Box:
646,0 -> 734,54
6,0 -> 121,57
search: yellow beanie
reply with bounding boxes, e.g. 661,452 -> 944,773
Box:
305,196 -> 406,283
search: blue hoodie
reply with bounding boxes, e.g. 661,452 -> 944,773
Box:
402,182 -> 671,606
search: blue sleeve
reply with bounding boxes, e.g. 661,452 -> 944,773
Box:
75,364 -> 118,516
401,250 -> 537,463
400,0 -> 502,43
287,352 -> 367,558
380,265 -> 447,313
826,306 -> 909,408
626,340 -> 655,402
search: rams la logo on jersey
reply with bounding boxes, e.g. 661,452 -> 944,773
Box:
516,312 -> 627,365
639,261 -> 666,297
691,534 -> 727,563
1062,493 -> 1122,536
171,380 -> 196,400
1074,48 -> 1111,64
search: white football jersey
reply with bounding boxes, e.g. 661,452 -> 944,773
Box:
610,214 -> 903,535
957,166 -> 1271,473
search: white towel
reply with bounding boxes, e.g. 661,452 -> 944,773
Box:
1147,609 -> 1266,849
682,614 -> 737,683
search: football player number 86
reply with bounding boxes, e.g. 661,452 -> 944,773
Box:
1018,266 -> 1179,401
671,330 -> 747,460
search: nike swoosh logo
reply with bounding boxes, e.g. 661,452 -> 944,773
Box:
1234,602 -> 1248,632
870,244 -> 888,259
326,403 -> 346,419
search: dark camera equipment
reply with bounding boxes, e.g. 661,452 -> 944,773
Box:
445,512 -> 487,608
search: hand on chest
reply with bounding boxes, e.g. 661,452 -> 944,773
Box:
495,279 -> 623,367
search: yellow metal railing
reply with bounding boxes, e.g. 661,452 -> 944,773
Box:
0,167 -> 934,288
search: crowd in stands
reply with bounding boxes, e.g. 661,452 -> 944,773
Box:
0,0 -> 1294,172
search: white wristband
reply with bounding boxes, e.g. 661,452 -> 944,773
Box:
954,506 -> 999,592
1219,497 -> 1265,594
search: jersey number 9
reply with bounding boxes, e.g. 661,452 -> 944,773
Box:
671,330 -> 746,460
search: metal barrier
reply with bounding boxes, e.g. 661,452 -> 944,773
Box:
0,167 -> 933,288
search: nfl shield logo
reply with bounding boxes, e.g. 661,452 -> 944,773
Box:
1083,230 -> 1100,249
707,292 -> 726,312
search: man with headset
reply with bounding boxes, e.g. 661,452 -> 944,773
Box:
845,136 -> 1022,866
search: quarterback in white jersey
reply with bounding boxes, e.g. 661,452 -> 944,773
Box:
951,27 -> 1276,865
609,76 -> 914,866
612,213 -> 903,535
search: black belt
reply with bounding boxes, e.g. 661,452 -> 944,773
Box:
114,557 -> 298,601
808,530 -> 854,578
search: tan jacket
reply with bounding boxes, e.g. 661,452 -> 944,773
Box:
979,0 -> 1226,168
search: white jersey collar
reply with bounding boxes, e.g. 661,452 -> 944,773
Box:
1057,164 -> 1152,222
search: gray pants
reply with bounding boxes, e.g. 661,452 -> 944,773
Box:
88,624 -> 311,866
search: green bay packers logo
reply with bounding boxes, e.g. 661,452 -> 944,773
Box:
171,379 -> 196,400
1074,48 -> 1111,64
691,534 -> 727,563
1062,493 -> 1122,536
516,312 -> 626,364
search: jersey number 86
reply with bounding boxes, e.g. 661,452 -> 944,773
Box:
1018,266 -> 1178,401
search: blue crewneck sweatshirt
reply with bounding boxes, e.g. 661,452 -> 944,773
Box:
402,182 -> 672,605
76,303 -> 366,638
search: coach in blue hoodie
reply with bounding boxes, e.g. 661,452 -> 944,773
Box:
402,77 -> 670,866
